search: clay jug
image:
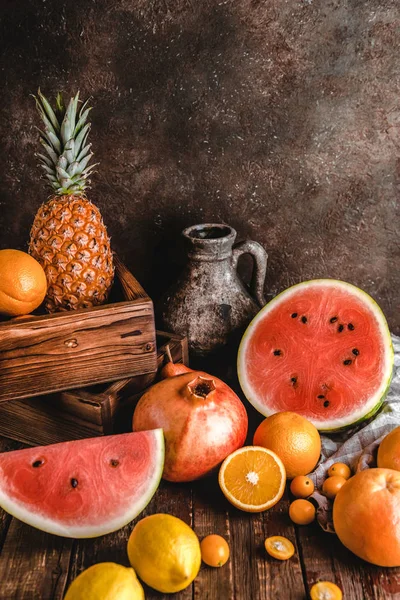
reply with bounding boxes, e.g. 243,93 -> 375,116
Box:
160,223 -> 268,356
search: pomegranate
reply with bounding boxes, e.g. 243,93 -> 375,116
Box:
133,364 -> 248,482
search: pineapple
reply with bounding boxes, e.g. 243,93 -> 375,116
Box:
29,90 -> 114,312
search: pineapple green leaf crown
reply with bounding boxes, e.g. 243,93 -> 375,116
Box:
34,90 -> 97,196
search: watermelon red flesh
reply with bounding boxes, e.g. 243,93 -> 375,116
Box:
0,429 -> 164,538
238,280 -> 394,432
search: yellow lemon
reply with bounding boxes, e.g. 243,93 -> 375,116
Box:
127,513 -> 201,593
64,562 -> 144,600
0,249 -> 47,316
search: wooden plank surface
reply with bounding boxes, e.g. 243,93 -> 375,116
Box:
1,361 -> 400,598
1,435 -> 400,599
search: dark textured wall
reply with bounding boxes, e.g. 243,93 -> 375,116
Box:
0,0 -> 399,332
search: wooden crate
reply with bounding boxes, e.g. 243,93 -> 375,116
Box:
0,331 -> 188,446
0,255 -> 158,403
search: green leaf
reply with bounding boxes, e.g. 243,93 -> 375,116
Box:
67,161 -> 80,177
39,139 -> 59,165
58,155 -> 68,170
55,93 -> 65,119
76,143 -> 91,163
44,173 -> 60,185
40,163 -> 55,176
44,127 -> 61,153
36,152 -> 54,168
37,89 -> 60,132
82,163 -> 98,176
61,93 -> 79,145
76,152 -> 93,173
74,107 -> 92,137
33,97 -> 59,140
63,138 -> 75,163
74,123 -> 90,155
56,165 -> 71,181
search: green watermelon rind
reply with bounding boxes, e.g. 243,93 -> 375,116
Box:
237,278 -> 394,432
321,370 -> 393,433
0,429 -> 165,539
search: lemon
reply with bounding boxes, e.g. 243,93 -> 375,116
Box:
64,562 -> 144,600
127,513 -> 201,593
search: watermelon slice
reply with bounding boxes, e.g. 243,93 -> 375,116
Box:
0,429 -> 164,538
238,279 -> 394,432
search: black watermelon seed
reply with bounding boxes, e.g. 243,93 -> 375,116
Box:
71,478 -> 78,488
291,377 -> 297,384
348,323 -> 355,331
324,401 -> 330,407
317,394 -> 325,399
330,316 -> 338,323
273,349 -> 282,356
338,324 -> 344,332
301,316 -> 307,324
32,460 -> 43,468
110,459 -> 119,467
343,359 -> 352,365
291,313 -> 298,318
352,348 -> 360,356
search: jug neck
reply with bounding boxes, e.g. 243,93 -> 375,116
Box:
183,223 -> 236,262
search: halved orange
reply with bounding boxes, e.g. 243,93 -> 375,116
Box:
218,446 -> 286,512
310,581 -> 342,600
265,536 -> 295,560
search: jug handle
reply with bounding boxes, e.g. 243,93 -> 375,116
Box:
232,240 -> 268,308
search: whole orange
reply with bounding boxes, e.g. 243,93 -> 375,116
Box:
322,475 -> 347,499
377,426 -> 400,471
333,468 -> 400,566
289,499 -> 316,525
253,412 -> 321,479
0,249 -> 47,316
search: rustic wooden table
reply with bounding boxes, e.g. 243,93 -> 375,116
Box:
0,361 -> 399,599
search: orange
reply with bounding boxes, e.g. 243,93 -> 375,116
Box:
333,468 -> 400,566
377,426 -> 400,471
322,476 -> 347,499
289,499 -> 316,525
0,249 -> 47,316
264,536 -> 295,560
253,412 -> 321,479
310,581 -> 342,600
200,535 -> 230,567
218,446 -> 286,512
327,463 -> 351,479
290,475 -> 315,498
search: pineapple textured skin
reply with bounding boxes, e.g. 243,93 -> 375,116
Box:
29,195 -> 114,313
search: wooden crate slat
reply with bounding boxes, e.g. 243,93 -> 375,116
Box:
0,399 -> 105,446
0,331 -> 187,446
0,304 -> 157,402
0,255 -> 157,403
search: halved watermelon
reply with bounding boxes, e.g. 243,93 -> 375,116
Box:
238,280 -> 394,432
0,429 -> 164,538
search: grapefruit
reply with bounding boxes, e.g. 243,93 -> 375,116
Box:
0,430 -> 164,538
0,249 -> 47,316
238,279 -> 394,432
333,468 -> 400,566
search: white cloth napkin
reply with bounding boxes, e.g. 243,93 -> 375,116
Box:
309,334 -> 400,532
